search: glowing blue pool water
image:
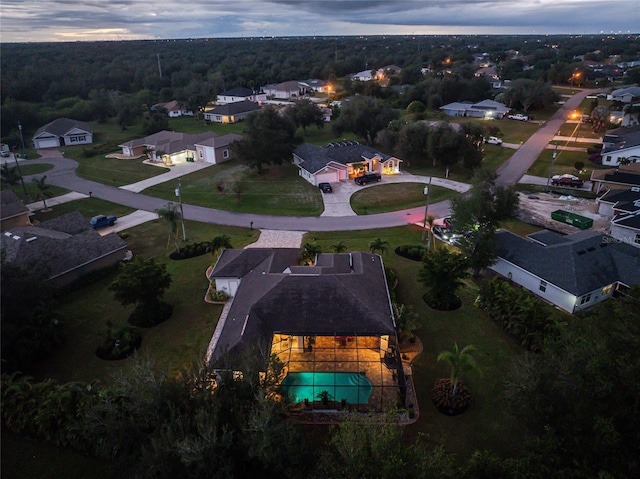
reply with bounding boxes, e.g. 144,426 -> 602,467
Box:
281,372 -> 372,405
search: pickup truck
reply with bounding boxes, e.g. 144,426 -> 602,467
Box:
90,214 -> 117,228
551,174 -> 584,188
354,173 -> 381,185
508,113 -> 529,121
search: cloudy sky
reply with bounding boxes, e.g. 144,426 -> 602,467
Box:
1,0 -> 638,43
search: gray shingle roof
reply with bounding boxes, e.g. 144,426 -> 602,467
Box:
219,87 -> 255,97
208,249 -> 395,366
0,190 -> 29,221
33,117 -> 92,138
495,229 -> 640,296
1,211 -> 127,281
293,142 -> 394,174
208,100 -> 260,116
613,212 -> 640,230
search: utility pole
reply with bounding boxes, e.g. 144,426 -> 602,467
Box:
175,178 -> 187,241
421,177 -> 432,243
16,121 -> 29,198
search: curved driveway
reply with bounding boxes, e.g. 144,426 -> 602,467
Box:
26,88 -> 596,232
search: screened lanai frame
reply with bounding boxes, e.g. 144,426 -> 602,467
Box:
271,332 -> 406,412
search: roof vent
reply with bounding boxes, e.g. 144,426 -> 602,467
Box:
577,250 -> 586,255
632,187 -> 640,192
599,243 -> 608,248
4,232 -> 12,237
26,236 -> 37,242
587,246 -> 596,252
12,235 -> 20,240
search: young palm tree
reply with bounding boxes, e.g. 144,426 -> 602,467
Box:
155,202 -> 182,253
1,163 -> 21,191
437,342 -> 481,397
330,240 -> 348,253
299,242 -> 321,265
209,234 -> 233,261
32,175 -> 53,210
368,238 -> 389,256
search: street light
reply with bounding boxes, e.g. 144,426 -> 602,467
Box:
421,177 -> 432,243
175,178 -> 187,241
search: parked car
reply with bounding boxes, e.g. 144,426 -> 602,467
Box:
0,150 -> 9,158
508,113 -> 529,121
90,214 -> 117,228
354,173 -> 381,185
551,174 -> 584,188
318,182 -> 333,193
484,136 -> 503,145
431,225 -> 462,245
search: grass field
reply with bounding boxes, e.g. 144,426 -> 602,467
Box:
143,160 -> 325,216
350,183 -> 459,214
29,197 -> 137,224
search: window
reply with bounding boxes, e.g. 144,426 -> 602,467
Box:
539,280 -> 547,292
223,149 -> 229,159
602,284 -> 613,296
580,293 -> 592,305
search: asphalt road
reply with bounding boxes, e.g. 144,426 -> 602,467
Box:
24,89 -> 597,232
495,88 -> 598,186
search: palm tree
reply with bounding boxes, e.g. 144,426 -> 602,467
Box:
299,242 -> 321,265
437,343 -> 481,397
368,238 -> 389,256
32,176 -> 53,210
1,163 -> 21,191
156,202 -> 182,253
330,240 -> 347,253
209,234 -> 233,261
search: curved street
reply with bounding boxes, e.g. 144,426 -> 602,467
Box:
23,88 -> 596,232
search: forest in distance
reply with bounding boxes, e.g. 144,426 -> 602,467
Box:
2,33 -> 639,143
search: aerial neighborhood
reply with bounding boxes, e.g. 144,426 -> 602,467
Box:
1,34 -> 640,478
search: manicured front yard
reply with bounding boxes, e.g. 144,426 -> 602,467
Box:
350,183 -> 459,214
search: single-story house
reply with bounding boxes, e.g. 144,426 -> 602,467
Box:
203,100 -> 261,123
596,188 -> 640,216
1,211 -> 128,289
299,79 -> 328,93
349,70 -> 376,82
590,163 -> 640,193
216,87 -> 266,104
610,212 -> 640,249
263,81 -> 308,99
1,190 -> 31,231
292,142 -> 402,186
608,86 -> 640,103
32,118 -> 93,149
118,130 -> 240,165
439,99 -> 509,119
490,229 -> 640,314
206,248 -> 406,412
600,125 -> 640,166
151,100 -> 194,117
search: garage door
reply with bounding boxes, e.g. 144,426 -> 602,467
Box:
315,172 -> 338,184
36,138 -> 59,149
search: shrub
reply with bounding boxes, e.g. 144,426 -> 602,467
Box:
431,378 -> 472,416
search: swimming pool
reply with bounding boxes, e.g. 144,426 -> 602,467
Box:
281,371 -> 372,405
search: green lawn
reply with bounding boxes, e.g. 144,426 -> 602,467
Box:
15,163 -> 54,176
556,122 -> 604,140
350,183 -> 459,215
29,198 -> 137,224
526,147 -> 608,180
143,160 -> 324,216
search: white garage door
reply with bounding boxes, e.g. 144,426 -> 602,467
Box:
36,138 -> 59,149
315,172 -> 338,184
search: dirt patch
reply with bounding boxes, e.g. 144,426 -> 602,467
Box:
516,192 -> 610,234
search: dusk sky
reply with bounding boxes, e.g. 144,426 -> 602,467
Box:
1,0 -> 638,43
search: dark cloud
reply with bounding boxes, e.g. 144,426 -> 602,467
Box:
0,0 -> 637,42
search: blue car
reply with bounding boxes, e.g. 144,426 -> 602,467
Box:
90,214 -> 117,228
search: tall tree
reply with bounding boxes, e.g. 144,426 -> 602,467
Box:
299,241 -> 321,265
332,96 -> 397,146
418,248 -> 469,310
450,168 -> 519,277
232,106 -> 300,174
209,234 -> 233,261
368,238 -> 389,256
287,98 -> 324,134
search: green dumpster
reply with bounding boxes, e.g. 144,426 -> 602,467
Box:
551,209 -> 593,230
